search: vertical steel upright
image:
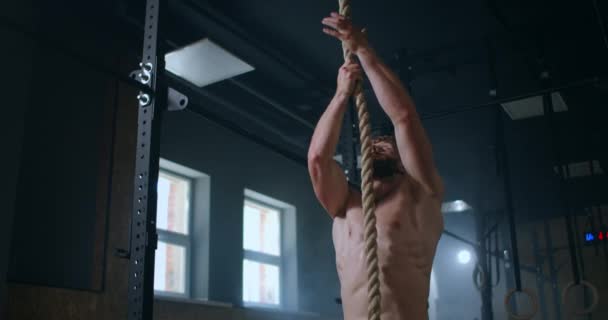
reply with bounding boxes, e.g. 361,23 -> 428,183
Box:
127,1 -> 167,319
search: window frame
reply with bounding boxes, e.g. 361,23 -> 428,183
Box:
242,196 -> 285,308
154,168 -> 193,298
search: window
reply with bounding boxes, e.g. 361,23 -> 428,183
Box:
241,190 -> 298,310
154,170 -> 192,297
242,198 -> 282,306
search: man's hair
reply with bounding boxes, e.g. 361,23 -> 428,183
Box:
371,122 -> 394,140
371,135 -> 395,144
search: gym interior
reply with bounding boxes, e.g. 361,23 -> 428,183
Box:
2,0 -> 608,319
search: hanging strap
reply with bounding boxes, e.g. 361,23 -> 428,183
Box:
498,109 -> 538,320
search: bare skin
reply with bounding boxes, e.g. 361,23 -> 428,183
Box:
308,13 -> 444,320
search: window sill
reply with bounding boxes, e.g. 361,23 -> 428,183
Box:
154,296 -> 233,309
241,305 -> 320,318
154,296 -> 322,318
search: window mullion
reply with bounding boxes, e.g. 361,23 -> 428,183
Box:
243,250 -> 281,266
158,230 -> 190,247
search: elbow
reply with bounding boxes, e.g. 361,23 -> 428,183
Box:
307,151 -> 321,172
307,151 -> 324,182
307,149 -> 321,165
307,147 -> 330,171
392,111 -> 415,127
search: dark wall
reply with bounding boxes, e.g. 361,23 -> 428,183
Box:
159,110 -> 341,316
3,1 -> 342,318
6,0 -> 121,292
8,44 -> 115,292
0,1 -> 35,317
8,50 -> 137,320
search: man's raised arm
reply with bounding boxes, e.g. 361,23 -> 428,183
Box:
322,13 -> 443,196
308,62 -> 362,217
359,46 -> 443,196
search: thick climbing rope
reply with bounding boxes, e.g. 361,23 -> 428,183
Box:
337,1 -> 381,319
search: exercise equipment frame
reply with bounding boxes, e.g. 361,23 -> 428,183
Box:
125,1 -> 167,319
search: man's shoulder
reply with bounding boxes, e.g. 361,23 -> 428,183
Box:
401,173 -> 444,202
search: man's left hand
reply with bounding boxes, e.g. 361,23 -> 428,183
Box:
322,12 -> 368,54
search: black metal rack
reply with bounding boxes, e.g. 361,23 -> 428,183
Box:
126,1 -> 167,319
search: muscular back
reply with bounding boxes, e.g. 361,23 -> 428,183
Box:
332,175 -> 443,320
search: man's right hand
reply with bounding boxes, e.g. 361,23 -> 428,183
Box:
336,61 -> 362,97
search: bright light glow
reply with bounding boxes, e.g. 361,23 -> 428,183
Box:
156,171 -> 190,234
243,200 -> 281,256
441,200 -> 472,213
165,38 -> 254,87
242,260 -> 280,305
501,92 -> 568,120
154,241 -> 186,293
458,250 -> 472,264
242,196 -> 283,306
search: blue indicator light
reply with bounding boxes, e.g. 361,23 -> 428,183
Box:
585,233 -> 595,242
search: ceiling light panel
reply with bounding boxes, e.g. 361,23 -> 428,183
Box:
165,38 -> 254,87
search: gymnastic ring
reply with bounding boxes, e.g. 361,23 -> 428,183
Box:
561,280 -> 599,315
473,263 -> 486,291
504,288 -> 539,320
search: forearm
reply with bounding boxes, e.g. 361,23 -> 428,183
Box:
356,46 -> 417,123
308,93 -> 350,161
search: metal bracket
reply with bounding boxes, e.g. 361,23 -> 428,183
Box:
130,70 -> 141,81
130,62 -> 154,86
130,71 -> 187,112
168,87 -> 188,111
115,248 -> 131,259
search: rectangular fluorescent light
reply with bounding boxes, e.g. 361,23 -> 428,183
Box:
554,160 -> 604,178
441,200 -> 472,213
165,38 -> 254,87
501,92 -> 568,120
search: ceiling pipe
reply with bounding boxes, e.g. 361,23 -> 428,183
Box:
173,0 -> 318,130
592,0 -> 608,50
166,73 -> 306,149
179,0 -> 334,96
420,76 -> 602,121
119,2 -> 317,130
228,78 -> 315,130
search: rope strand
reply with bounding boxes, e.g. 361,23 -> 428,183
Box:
338,1 -> 381,319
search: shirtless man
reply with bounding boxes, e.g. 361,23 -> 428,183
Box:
307,13 -> 445,320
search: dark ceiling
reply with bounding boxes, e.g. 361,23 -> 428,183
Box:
21,0 -> 606,221
156,0 -> 608,145
139,0 -> 608,221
